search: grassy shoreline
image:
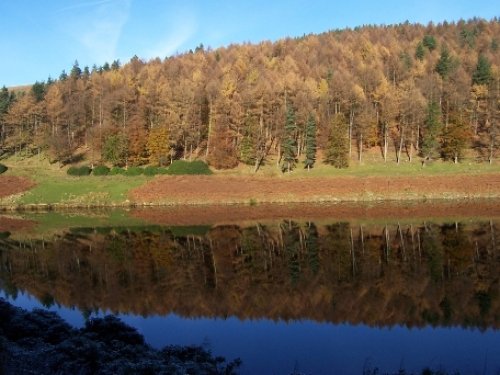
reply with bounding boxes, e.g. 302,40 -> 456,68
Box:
1,155 -> 499,210
1,195 -> 500,212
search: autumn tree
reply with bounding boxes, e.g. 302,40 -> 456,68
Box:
441,117 -> 470,163
1,18 -> 499,168
147,126 -> 170,166
421,101 -> 442,160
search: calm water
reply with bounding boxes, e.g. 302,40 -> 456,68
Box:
1,208 -> 499,374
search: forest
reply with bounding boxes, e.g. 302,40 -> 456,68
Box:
0,18 -> 499,171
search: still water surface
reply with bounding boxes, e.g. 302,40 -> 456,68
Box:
0,207 -> 499,374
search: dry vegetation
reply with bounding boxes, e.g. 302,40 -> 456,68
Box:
129,173 -> 500,204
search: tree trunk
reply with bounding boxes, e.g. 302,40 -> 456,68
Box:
416,124 -> 420,152
397,126 -> 404,164
349,108 -> 354,159
358,133 -> 363,163
489,136 -> 495,164
408,129 -> 414,163
206,102 -> 214,159
383,122 -> 388,162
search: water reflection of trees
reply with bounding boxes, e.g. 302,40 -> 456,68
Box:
0,220 -> 498,328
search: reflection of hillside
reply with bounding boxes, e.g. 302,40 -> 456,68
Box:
0,220 -> 498,328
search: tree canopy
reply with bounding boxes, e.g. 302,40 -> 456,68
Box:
0,18 -> 499,167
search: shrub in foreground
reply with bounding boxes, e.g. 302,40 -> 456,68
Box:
0,163 -> 8,174
109,166 -> 125,175
167,160 -> 212,175
143,166 -> 160,176
67,166 -> 91,176
143,166 -> 169,176
92,165 -> 110,176
123,166 -> 144,176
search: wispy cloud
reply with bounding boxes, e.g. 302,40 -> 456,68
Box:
57,0 -> 117,13
60,0 -> 131,64
145,8 -> 197,59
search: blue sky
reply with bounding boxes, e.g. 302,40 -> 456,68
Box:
0,0 -> 498,87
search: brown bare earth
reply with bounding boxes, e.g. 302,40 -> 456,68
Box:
131,200 -> 500,226
0,176 -> 36,199
129,174 -> 500,205
0,215 -> 35,232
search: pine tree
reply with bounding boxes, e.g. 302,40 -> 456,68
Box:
102,134 -> 128,166
70,60 -> 81,80
415,41 -> 425,61
281,106 -> 297,173
303,113 -> 317,171
0,86 -> 11,114
421,101 -> 442,160
324,113 -> 349,168
422,35 -> 437,51
239,118 -> 256,165
435,47 -> 453,80
31,81 -> 46,102
472,54 -> 492,86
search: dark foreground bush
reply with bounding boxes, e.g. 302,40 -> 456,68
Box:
143,166 -> 159,176
67,166 -> 92,176
143,166 -> 169,176
92,165 -> 110,176
109,166 -> 125,175
167,160 -> 212,175
123,166 -> 143,176
0,298 -> 241,375
0,163 -> 7,174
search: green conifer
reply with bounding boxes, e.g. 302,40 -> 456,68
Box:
281,106 -> 298,173
303,113 -> 317,171
324,113 -> 349,168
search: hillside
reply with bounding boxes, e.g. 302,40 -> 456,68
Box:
0,18 -> 499,172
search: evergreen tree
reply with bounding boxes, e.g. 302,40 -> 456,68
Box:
435,47 -> 453,80
111,60 -> 121,71
239,117 -> 256,165
422,35 -> 437,51
472,54 -> 492,86
59,70 -> 68,81
239,135 -> 255,165
421,101 -> 442,160
102,134 -> 128,166
303,113 -> 317,171
324,113 -> 349,168
281,106 -> 297,173
83,66 -> 91,79
31,81 -> 46,102
415,41 -> 425,61
70,60 -> 81,80
0,86 -> 11,114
